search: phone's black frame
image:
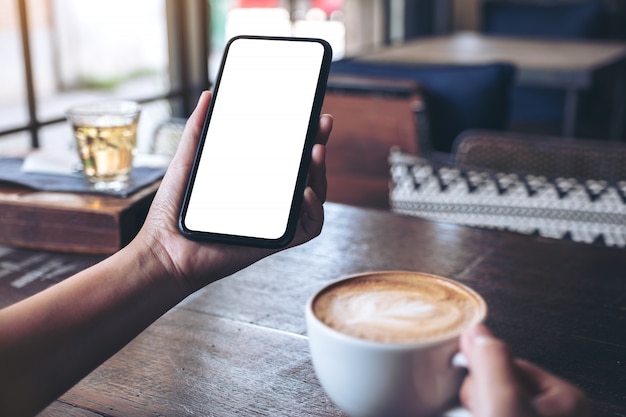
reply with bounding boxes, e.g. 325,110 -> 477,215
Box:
178,35 -> 332,248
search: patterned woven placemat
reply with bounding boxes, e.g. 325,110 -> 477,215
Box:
390,150 -> 626,248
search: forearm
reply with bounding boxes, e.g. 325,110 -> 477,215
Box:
0,239 -> 189,417
0,91 -> 330,416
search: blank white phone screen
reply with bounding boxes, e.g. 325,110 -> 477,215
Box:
184,38 -> 326,240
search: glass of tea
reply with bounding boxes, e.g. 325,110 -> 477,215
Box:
66,100 -> 141,192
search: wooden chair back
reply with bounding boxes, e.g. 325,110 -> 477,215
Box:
453,129 -> 626,181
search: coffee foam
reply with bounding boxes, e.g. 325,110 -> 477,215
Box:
313,272 -> 485,344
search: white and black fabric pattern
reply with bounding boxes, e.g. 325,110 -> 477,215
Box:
389,150 -> 626,248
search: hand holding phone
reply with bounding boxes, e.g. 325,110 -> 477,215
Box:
179,36 -> 332,248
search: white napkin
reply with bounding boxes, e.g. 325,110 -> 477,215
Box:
133,153 -> 171,168
21,150 -> 81,175
20,150 -> 170,175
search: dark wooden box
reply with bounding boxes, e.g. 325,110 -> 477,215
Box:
0,181 -> 159,254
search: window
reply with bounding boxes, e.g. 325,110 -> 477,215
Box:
0,0 -> 208,155
1,0 -> 398,156
209,0 -> 387,80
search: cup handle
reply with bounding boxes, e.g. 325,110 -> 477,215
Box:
443,353 -> 472,417
444,407 -> 472,417
452,352 -> 468,368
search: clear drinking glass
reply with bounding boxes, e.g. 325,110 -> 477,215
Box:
66,100 -> 141,191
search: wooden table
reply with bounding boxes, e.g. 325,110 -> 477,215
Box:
360,31 -> 626,141
1,203 -> 625,416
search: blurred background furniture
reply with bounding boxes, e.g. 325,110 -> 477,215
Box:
151,117 -> 187,158
321,75 -> 424,209
329,59 -> 516,154
480,0 -> 615,138
390,130 -> 626,247
482,0 -> 604,39
453,129 -> 626,181
357,32 -> 626,142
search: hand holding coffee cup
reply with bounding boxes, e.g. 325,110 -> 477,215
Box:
306,271 -> 487,417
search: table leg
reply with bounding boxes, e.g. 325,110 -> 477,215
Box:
563,88 -> 578,138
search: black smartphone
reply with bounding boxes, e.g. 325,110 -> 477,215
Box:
179,35 -> 332,248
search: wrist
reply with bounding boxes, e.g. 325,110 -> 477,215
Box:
118,232 -> 191,306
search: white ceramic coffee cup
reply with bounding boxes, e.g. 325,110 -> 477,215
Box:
306,271 -> 487,417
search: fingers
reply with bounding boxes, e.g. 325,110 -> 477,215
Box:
162,92 -> 211,183
307,114 -> 332,203
316,114 -> 333,146
308,143 -> 327,203
148,91 -> 212,222
515,359 -> 591,417
460,325 -> 535,417
302,186 -> 324,237
460,325 -> 591,417
170,91 -> 212,167
289,114 -> 332,247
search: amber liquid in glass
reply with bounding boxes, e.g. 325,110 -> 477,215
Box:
73,121 -> 138,190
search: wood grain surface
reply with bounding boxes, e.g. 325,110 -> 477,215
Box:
0,202 -> 624,416
0,181 -> 159,254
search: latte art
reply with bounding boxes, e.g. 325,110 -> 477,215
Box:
342,291 -> 437,327
313,272 -> 485,344
337,291 -> 464,341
